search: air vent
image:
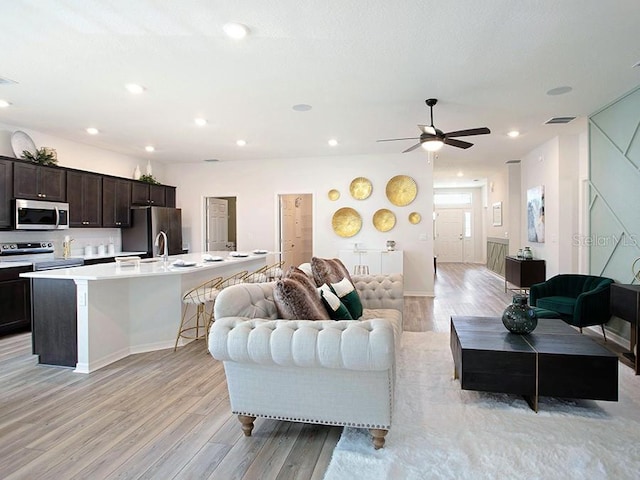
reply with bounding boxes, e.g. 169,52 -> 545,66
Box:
545,116 -> 576,125
204,158 -> 220,162
0,76 -> 18,85
505,159 -> 521,164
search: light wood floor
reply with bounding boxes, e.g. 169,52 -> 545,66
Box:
0,264 -> 532,479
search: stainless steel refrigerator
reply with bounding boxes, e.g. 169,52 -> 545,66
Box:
121,206 -> 183,257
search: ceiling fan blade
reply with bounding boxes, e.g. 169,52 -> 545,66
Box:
418,125 -> 437,135
444,137 -> 473,149
377,137 -> 420,142
402,142 -> 424,153
444,127 -> 491,138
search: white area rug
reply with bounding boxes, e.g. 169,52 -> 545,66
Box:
324,332 -> 640,480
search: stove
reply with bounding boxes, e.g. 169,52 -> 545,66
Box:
0,242 -> 84,270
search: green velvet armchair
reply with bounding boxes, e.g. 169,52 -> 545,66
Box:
529,274 -> 614,338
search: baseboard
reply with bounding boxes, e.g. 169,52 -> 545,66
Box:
405,291 -> 434,297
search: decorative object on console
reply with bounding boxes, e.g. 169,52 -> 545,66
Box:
373,208 -> 396,232
527,185 -> 545,243
386,175 -> 417,206
408,212 -> 421,224
386,240 -> 396,251
328,189 -> 340,201
502,294 -> 538,334
523,246 -> 533,259
332,207 -> 362,237
349,177 -> 373,200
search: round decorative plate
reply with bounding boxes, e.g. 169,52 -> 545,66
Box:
373,209 -> 396,232
328,189 -> 340,201
349,177 -> 373,200
409,212 -> 422,224
11,130 -> 37,158
386,175 -> 417,206
332,207 -> 362,237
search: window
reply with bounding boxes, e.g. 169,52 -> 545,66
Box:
434,192 -> 472,205
464,211 -> 471,238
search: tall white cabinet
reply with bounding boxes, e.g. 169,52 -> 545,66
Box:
338,250 -> 403,275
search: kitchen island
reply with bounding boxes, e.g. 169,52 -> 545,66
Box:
21,252 -> 268,373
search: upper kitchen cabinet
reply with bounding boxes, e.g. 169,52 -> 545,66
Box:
0,158 -> 12,228
165,186 -> 176,208
13,162 -> 66,202
102,176 -> 132,227
66,171 -> 102,227
131,182 -> 166,206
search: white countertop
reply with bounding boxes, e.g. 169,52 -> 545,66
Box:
80,251 -> 146,260
20,251 -> 270,280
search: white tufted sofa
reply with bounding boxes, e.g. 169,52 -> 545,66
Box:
208,273 -> 403,449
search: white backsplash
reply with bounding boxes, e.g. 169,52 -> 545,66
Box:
0,228 -> 123,258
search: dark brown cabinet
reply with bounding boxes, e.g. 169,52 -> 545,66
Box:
504,256 -> 546,292
0,158 -> 12,228
102,177 -> 132,227
66,171 -> 102,227
165,186 -> 176,208
131,182 -> 166,206
0,265 -> 31,336
13,162 -> 66,202
610,284 -> 640,375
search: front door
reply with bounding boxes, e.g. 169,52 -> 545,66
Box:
435,208 -> 464,262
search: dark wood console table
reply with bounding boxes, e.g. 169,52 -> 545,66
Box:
504,256 -> 546,293
610,284 -> 640,375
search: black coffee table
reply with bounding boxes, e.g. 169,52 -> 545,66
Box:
450,316 -> 618,411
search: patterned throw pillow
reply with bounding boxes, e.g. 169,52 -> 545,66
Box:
273,274 -> 330,320
311,257 -> 353,287
330,277 -> 363,320
318,284 -> 353,320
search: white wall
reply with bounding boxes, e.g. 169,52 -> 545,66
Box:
507,162 -> 521,255
166,154 -> 435,295
520,133 -> 583,277
486,169 -> 509,243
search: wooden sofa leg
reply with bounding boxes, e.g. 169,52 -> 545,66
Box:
369,428 -> 388,449
238,415 -> 256,437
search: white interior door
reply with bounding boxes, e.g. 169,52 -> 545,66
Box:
434,208 -> 464,262
279,194 -> 312,268
207,198 -> 228,251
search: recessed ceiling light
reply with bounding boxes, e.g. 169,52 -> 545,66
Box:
546,86 -> 572,96
223,23 -> 249,40
292,104 -> 312,112
507,130 -> 520,138
194,118 -> 207,127
236,139 -> 247,147
125,83 -> 146,95
0,99 -> 10,108
328,139 -> 338,147
145,145 -> 155,152
456,171 -> 464,177
86,127 -> 99,135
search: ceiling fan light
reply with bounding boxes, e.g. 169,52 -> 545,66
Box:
421,139 -> 443,152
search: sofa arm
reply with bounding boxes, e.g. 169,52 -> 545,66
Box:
209,317 -> 395,371
574,284 -> 612,325
352,274 -> 403,312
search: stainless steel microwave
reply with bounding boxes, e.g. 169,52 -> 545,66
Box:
14,199 -> 70,230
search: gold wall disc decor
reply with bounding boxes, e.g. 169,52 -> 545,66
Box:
386,175 -> 417,206
408,212 -> 422,224
373,208 -> 396,232
328,189 -> 340,201
332,207 -> 362,237
349,177 -> 373,200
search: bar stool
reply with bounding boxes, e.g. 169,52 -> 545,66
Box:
264,261 -> 285,281
204,271 -> 248,335
353,264 -> 369,275
243,264 -> 269,283
175,276 -> 223,351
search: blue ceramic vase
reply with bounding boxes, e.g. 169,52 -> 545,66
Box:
502,294 -> 537,334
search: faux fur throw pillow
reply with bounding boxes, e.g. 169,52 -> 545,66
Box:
311,257 -> 353,287
273,275 -> 330,320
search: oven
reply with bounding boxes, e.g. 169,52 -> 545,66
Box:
14,199 -> 70,230
0,242 -> 84,270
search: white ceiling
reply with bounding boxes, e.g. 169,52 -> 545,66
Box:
0,1 -> 639,185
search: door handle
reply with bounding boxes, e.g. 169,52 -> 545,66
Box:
459,234 -> 463,240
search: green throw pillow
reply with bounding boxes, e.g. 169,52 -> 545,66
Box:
319,284 -> 353,320
330,277 -> 363,319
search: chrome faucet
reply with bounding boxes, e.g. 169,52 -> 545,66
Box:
155,230 -> 168,264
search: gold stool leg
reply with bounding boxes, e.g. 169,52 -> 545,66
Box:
174,303 -> 190,351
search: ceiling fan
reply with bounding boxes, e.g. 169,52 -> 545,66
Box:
377,98 -> 491,153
